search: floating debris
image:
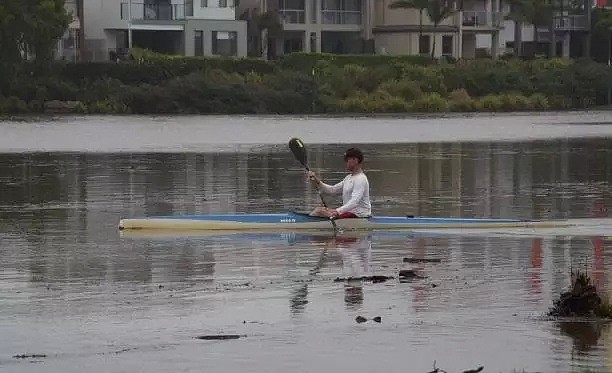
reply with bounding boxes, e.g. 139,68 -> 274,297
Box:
403,257 -> 442,264
355,315 -> 382,324
399,269 -> 425,280
196,334 -> 245,340
333,275 -> 394,283
13,354 -> 47,359
426,360 -> 483,373
548,269 -> 612,318
462,367 -> 484,373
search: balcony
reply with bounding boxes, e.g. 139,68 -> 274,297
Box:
321,10 -> 361,24
279,9 -> 305,24
462,11 -> 502,28
553,15 -> 587,31
120,2 -> 186,21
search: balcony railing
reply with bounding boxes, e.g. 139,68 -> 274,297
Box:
279,9 -> 305,24
553,15 -> 586,30
321,10 -> 361,25
462,11 -> 502,28
120,2 -> 186,21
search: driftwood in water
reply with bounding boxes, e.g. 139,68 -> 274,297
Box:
355,315 -> 382,323
399,269 -> 425,280
333,275 -> 393,283
403,257 -> 442,264
13,354 -> 47,359
196,334 -> 244,340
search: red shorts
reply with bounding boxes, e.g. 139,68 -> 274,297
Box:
336,212 -> 358,219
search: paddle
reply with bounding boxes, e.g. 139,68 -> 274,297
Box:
288,137 -> 338,231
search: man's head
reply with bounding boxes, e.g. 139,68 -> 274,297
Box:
344,148 -> 363,172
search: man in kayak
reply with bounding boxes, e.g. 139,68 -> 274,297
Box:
307,147 -> 371,219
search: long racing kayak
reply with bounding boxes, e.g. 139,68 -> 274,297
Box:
118,211 -> 573,231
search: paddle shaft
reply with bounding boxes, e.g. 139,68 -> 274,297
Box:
289,138 -> 337,231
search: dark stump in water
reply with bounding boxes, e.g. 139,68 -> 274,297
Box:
548,270 -> 609,318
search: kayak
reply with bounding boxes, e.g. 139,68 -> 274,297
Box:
117,211 -> 572,231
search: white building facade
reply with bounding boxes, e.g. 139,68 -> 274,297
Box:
77,0 -> 246,61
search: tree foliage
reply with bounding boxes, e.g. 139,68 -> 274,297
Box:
0,0 -> 70,92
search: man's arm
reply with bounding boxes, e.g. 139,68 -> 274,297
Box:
319,179 -> 344,195
309,172 -> 344,195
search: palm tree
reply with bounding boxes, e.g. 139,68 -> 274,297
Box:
425,0 -> 457,60
388,0 -> 457,60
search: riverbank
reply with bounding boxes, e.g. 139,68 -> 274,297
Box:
1,53 -> 611,115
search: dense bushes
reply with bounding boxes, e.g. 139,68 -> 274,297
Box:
1,52 -> 611,115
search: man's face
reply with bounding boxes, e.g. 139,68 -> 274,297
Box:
345,156 -> 359,171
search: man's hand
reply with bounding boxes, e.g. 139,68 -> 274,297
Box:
327,208 -> 339,218
307,171 -> 320,185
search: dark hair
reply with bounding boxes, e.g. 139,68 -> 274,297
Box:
344,148 -> 363,163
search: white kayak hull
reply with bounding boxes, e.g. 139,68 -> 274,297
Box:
118,211 -> 573,231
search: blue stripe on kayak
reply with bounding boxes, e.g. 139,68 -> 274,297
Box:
144,212 -> 529,224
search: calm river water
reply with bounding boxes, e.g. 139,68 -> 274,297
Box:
1,113 -> 612,373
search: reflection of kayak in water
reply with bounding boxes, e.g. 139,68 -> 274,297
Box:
119,229 -> 411,243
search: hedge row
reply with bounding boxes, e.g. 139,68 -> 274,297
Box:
1,53 -> 611,115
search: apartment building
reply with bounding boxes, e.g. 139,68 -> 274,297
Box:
239,0 -> 503,59
501,0 -> 592,59
374,0 -> 503,58
238,0 -> 374,57
75,0 -> 246,61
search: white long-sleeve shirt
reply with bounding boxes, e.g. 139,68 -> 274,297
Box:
319,171 -> 371,217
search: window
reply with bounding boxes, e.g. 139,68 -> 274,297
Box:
419,35 -> 430,55
212,31 -> 237,56
219,0 -> 227,7
442,35 -> 453,55
186,0 -> 194,16
195,30 -> 204,56
201,0 -> 207,6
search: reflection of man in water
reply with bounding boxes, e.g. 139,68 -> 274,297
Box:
331,234 -> 372,310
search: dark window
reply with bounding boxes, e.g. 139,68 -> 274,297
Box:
195,30 -> 204,56
419,34 -> 430,55
442,35 -> 453,55
212,31 -> 237,56
219,0 -> 227,7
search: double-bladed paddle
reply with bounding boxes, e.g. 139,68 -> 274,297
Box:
289,137 -> 338,231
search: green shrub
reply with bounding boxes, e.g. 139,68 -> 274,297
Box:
475,94 -> 504,111
279,52 -> 431,73
548,95 -> 573,110
400,65 -> 447,94
332,90 -> 409,113
409,92 -> 450,112
379,80 -> 423,101
0,96 -> 28,113
499,92 -> 532,111
528,93 -> 550,110
448,88 -> 474,111
87,98 -> 129,114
